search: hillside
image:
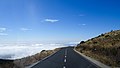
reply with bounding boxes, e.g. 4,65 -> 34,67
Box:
14,48 -> 60,68
75,30 -> 120,67
0,48 -> 60,68
0,59 -> 14,68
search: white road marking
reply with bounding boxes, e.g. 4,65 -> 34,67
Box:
65,49 -> 67,56
64,59 -> 67,62
63,49 -> 67,68
63,66 -> 66,68
65,55 -> 67,58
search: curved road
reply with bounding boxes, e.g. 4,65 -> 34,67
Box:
31,47 -> 99,68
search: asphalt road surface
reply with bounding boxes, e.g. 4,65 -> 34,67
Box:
31,47 -> 99,68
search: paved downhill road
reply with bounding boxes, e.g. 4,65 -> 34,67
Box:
31,47 -> 99,68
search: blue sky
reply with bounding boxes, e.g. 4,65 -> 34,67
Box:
0,0 -> 120,43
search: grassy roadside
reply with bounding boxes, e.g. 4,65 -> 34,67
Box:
14,48 -> 60,68
75,30 -> 120,67
0,59 -> 14,68
0,48 -> 60,68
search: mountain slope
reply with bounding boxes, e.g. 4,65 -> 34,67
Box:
0,59 -> 14,68
0,48 -> 60,68
14,48 -> 60,68
75,30 -> 120,67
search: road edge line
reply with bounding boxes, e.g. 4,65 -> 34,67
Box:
73,48 -> 110,68
25,49 -> 61,68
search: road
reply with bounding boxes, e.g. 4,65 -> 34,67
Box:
31,47 -> 99,68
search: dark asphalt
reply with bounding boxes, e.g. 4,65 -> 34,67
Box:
31,47 -> 99,68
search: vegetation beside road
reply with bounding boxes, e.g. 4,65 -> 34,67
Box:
0,48 -> 60,68
0,59 -> 14,68
75,30 -> 120,67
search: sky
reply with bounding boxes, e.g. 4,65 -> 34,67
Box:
0,0 -> 120,43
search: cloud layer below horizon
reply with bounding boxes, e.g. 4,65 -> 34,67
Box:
0,42 -> 78,59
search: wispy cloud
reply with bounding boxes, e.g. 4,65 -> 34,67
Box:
0,27 -> 8,36
0,27 -> 7,32
20,28 -> 32,31
0,33 -> 8,36
43,19 -> 59,23
78,24 -> 86,26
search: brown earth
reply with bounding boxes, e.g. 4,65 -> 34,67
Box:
0,48 -> 60,68
75,30 -> 120,67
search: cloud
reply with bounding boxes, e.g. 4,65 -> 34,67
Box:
82,24 -> 86,25
0,33 -> 8,36
0,27 -> 8,36
0,28 -> 7,32
78,24 -> 86,26
43,19 -> 59,23
68,42 -> 79,44
0,43 -> 65,59
20,28 -> 32,31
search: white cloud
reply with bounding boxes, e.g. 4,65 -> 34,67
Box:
20,28 -> 32,31
49,43 -> 61,46
82,24 -> 86,25
43,19 -> 59,23
0,33 -> 8,36
0,27 -> 8,36
68,42 -> 79,44
0,28 -> 7,32
78,24 -> 86,26
0,43 -> 65,59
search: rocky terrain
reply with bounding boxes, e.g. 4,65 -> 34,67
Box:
75,30 -> 120,67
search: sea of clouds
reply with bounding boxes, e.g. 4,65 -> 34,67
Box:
0,42 -> 78,59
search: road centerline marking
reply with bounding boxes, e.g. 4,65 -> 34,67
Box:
64,59 -> 67,62
65,49 -> 67,56
63,49 -> 67,68
63,66 -> 66,68
65,55 -> 67,58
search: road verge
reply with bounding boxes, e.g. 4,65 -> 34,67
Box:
25,48 -> 61,68
74,48 -> 110,68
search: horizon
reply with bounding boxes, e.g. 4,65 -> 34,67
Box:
0,1 -> 120,67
